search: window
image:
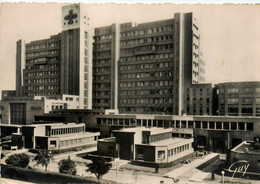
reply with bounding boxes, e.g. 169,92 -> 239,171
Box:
231,122 -> 237,130
238,123 -> 245,130
158,151 -> 165,159
227,88 -> 238,93
50,140 -> 57,147
247,123 -> 253,131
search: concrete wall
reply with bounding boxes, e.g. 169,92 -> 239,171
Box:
135,144 -> 155,162
230,151 -> 260,172
98,140 -> 117,157
0,100 -> 45,125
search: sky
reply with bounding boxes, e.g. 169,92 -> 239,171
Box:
0,3 -> 259,96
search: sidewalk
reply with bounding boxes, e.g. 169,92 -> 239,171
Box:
163,153 -> 219,179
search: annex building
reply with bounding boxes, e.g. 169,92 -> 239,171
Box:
96,113 -> 260,154
11,123 -> 100,152
0,94 -> 79,125
97,127 -> 194,166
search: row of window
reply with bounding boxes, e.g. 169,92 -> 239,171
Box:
49,126 -> 84,135
120,53 -> 174,62
119,98 -> 173,104
223,87 -> 260,94
27,85 -> 59,91
93,75 -> 111,81
150,132 -> 172,143
167,144 -> 191,158
93,59 -> 111,65
26,42 -> 58,50
120,71 -> 173,79
94,67 -> 111,73
26,50 -> 58,57
26,57 -> 58,66
93,83 -> 111,89
27,78 -> 59,84
59,136 -> 97,147
119,107 -> 173,113
120,25 -> 174,38
93,99 -> 110,104
94,34 -> 112,41
119,61 -> 173,71
187,88 -> 211,95
94,43 -> 111,50
94,51 -> 111,58
120,44 -> 173,55
27,71 -> 58,77
187,107 -> 210,115
226,107 -> 260,114
27,92 -> 59,96
97,118 -> 254,131
225,97 -> 260,104
120,35 -> 173,46
94,91 -> 110,96
120,89 -> 173,96
26,63 -> 58,70
119,80 -> 173,88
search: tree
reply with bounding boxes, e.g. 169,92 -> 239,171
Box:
86,156 -> 112,179
5,153 -> 30,168
58,156 -> 77,175
33,149 -> 53,172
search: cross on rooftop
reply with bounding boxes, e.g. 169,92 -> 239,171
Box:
64,10 -> 78,25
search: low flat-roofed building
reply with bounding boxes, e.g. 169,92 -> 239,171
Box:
229,139 -> 260,174
11,122 -> 100,152
0,94 -> 80,125
96,113 -> 260,154
98,127 -> 194,167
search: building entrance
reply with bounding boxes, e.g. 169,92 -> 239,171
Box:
213,138 -> 225,153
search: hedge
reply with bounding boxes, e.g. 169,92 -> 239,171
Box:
1,164 -> 124,184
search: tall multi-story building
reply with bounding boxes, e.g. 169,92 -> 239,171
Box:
92,24 -> 119,110
93,13 -> 204,115
185,83 -> 213,115
16,4 -> 93,109
217,81 -> 260,116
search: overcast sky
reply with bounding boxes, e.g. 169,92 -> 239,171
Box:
0,3 -> 259,95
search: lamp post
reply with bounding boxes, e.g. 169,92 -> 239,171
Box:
221,170 -> 225,184
115,160 -> 119,182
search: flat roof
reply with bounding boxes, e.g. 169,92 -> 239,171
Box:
149,137 -> 192,147
0,124 -> 23,128
97,114 -> 260,120
24,123 -> 85,128
232,141 -> 260,154
112,127 -> 172,134
36,132 -> 100,140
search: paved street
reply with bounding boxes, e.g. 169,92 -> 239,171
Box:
0,178 -> 36,184
164,153 -> 218,179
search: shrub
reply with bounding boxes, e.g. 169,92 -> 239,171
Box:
86,156 -> 112,179
5,153 -> 30,168
58,156 -> 77,175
